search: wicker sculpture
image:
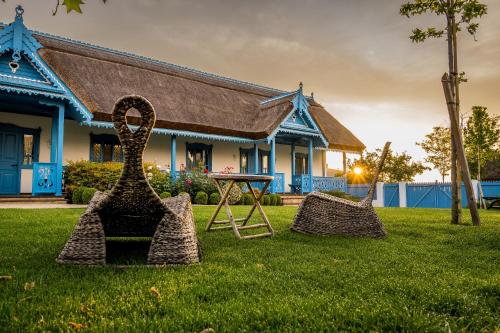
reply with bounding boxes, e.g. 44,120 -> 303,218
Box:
57,95 -> 200,265
291,142 -> 391,238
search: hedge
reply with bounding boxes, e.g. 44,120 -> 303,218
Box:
160,192 -> 172,199
82,187 -> 97,204
209,193 -> 221,205
194,191 -> 208,205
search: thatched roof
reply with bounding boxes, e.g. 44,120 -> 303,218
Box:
32,32 -> 364,151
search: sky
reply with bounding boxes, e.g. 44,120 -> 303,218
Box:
1,0 -> 499,181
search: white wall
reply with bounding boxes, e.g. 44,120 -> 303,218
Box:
1,111 -> 333,194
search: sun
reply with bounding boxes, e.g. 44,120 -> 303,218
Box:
353,167 -> 363,175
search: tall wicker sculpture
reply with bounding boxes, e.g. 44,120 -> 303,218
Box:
291,142 -> 391,238
57,95 -> 201,265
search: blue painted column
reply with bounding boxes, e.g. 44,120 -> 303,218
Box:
291,143 -> 296,177
253,143 -> 259,174
308,139 -> 313,193
170,135 -> 176,181
270,139 -> 276,193
55,104 -> 64,196
50,115 -> 58,163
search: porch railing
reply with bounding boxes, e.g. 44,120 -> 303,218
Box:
292,174 -> 347,194
173,170 -> 285,194
250,172 -> 285,193
32,162 -> 57,195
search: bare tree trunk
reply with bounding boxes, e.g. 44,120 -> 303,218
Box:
446,0 -> 461,224
442,74 -> 480,226
452,9 -> 463,223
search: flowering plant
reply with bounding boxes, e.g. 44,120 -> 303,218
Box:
221,166 -> 234,174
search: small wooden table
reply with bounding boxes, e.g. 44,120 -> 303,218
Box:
205,173 -> 274,240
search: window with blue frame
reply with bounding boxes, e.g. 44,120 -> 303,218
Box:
240,148 -> 257,174
186,142 -> 212,171
259,149 -> 270,174
90,134 -> 123,162
295,153 -> 309,175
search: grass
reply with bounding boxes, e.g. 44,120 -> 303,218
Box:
0,207 -> 499,332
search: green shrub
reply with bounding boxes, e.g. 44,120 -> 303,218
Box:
160,192 -> 171,199
71,186 -> 86,204
276,194 -> 282,206
239,193 -> 254,205
149,172 -> 175,195
64,160 -> 171,195
178,192 -> 190,200
65,161 -> 122,192
322,190 -> 361,202
270,194 -> 278,206
245,193 -> 255,205
82,187 -> 97,204
262,195 -> 271,206
209,193 -> 221,205
175,167 -> 217,198
194,191 -> 208,205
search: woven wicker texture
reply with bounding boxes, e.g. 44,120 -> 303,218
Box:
291,142 -> 391,238
57,95 -> 200,265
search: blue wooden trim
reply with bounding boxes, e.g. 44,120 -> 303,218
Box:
55,104 -> 64,196
50,115 -> 57,163
291,143 -> 296,178
267,86 -> 329,148
0,8 -> 92,124
84,120 -> 263,144
259,91 -> 296,105
270,139 -> 276,193
32,162 -> 57,195
308,139 -> 313,192
254,143 -> 259,174
170,135 -> 176,181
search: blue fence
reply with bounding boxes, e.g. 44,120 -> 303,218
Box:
346,184 -> 376,200
383,183 -> 399,207
405,182 -> 469,208
481,181 -> 500,197
374,181 -> 500,208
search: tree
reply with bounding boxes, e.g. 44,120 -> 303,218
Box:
347,148 -> 428,184
464,106 -> 500,180
401,0 -> 487,226
417,126 -> 452,182
1,0 -> 107,15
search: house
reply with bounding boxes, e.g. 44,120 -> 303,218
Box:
0,6 -> 364,197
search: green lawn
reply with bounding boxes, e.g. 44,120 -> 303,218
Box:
0,207 -> 499,332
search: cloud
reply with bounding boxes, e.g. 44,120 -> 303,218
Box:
1,0 -> 498,181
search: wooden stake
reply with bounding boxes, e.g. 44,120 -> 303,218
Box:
441,73 -> 480,226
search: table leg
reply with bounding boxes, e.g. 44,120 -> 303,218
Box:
242,181 -> 268,226
206,179 -> 234,231
245,180 -> 274,236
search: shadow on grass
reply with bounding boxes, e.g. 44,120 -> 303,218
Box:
105,238 -> 152,265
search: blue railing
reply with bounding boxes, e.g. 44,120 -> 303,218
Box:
249,172 -> 285,193
292,174 -> 347,194
32,162 -> 57,195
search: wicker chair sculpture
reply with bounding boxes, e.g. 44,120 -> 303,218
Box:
57,95 -> 201,265
291,142 -> 391,238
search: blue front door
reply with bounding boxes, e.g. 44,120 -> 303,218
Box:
0,130 -> 21,195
